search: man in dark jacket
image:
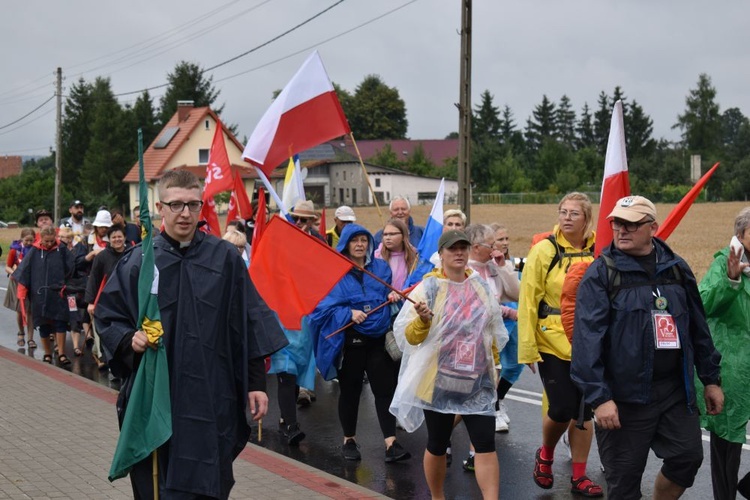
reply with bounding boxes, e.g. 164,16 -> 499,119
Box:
96,170 -> 287,499
373,196 -> 424,248
571,195 -> 724,500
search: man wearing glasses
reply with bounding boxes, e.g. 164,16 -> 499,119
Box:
571,195 -> 723,500
96,169 -> 287,498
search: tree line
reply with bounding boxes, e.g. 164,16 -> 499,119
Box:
1,67 -> 748,223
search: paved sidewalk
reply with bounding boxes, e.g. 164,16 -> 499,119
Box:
0,347 -> 387,499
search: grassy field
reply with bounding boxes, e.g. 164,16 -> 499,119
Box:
1,201 -> 745,280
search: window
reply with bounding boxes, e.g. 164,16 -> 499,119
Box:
375,178 -> 381,188
386,192 -> 390,202
205,120 -> 210,130
198,149 -> 210,164
339,188 -> 344,202
343,171 -> 347,181
352,188 -> 357,205
346,188 -> 350,199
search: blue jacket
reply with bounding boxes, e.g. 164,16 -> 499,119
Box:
571,238 -> 721,409
373,216 -> 424,248
308,224 -> 393,380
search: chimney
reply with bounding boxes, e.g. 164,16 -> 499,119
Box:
177,100 -> 194,122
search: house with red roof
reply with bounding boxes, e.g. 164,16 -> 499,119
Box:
326,136 -> 458,167
122,101 -> 265,215
0,155 -> 23,179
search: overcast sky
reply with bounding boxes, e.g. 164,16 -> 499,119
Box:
2,0 -> 749,157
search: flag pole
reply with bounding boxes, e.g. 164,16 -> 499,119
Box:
152,450 -> 159,499
253,167 -> 287,216
349,133 -> 384,224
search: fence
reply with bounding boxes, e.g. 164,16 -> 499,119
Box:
471,192 -> 601,205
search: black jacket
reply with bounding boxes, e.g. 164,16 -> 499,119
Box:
84,245 -> 125,305
571,238 -> 721,409
12,241 -> 75,324
95,230 -> 287,498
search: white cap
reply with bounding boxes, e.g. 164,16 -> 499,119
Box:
92,210 -> 113,227
334,205 -> 356,222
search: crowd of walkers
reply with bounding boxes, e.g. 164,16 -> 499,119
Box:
6,184 -> 750,500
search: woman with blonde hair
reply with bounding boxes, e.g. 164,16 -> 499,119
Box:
518,192 -> 602,497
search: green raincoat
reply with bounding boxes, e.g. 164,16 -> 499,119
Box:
697,246 -> 750,444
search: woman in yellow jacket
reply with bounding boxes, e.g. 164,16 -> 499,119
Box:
518,192 -> 603,498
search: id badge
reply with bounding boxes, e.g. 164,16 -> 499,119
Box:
67,295 -> 77,312
454,340 -> 477,372
652,311 -> 680,349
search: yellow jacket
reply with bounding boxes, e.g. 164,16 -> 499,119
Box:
517,226 -> 595,363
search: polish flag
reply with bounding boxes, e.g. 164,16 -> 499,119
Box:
242,51 -> 350,177
595,100 -> 631,256
203,118 -> 235,199
225,170 -> 254,230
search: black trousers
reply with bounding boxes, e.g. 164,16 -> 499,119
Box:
711,431 -> 744,500
338,334 -> 397,438
276,372 -> 299,426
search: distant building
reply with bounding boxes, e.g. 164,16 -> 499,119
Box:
122,102 -> 266,215
0,156 -> 22,179
325,137 -> 458,167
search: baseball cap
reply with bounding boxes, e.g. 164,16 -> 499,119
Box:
35,209 -> 53,221
438,230 -> 471,250
334,205 -> 356,222
70,199 -> 84,208
607,196 -> 657,223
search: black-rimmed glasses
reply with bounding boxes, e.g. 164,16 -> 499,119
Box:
610,219 -> 654,232
162,200 -> 203,213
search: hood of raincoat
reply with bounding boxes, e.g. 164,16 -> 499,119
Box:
336,223 -> 374,266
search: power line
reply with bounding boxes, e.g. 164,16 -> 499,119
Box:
114,0 -> 347,97
214,0 -> 418,84
0,95 -> 55,130
0,106 -> 55,137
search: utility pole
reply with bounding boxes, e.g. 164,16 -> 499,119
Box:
54,67 -> 62,223
457,0 -> 472,222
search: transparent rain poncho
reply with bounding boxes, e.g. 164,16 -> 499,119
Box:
390,271 -> 508,432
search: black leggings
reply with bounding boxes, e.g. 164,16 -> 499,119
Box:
538,352 -> 592,423
338,334 -> 397,438
276,372 -> 298,426
423,410 -> 495,455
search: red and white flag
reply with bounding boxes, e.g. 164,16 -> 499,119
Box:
242,51 -> 350,177
595,100 -> 631,256
204,118 -> 234,199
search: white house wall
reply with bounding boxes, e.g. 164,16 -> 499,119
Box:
367,174 -> 458,206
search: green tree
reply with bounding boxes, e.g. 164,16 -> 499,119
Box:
721,107 -> 750,158
593,92 -> 611,156
611,86 -> 628,117
556,95 -> 577,149
404,143 -> 435,176
130,90 -> 160,148
525,95 -> 557,151
626,100 -> 656,160
370,143 -> 401,168
348,75 -> 408,140
61,78 -> 95,188
473,90 -> 501,143
576,103 -> 595,150
673,73 -> 722,154
159,61 -> 222,125
79,78 -> 132,206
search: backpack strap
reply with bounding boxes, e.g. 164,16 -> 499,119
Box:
545,235 -> 595,275
602,254 -> 684,301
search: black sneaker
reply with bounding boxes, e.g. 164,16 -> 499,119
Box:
280,422 -> 305,446
446,445 -> 452,468
385,440 -> 411,463
342,438 -> 361,461
462,455 -> 475,472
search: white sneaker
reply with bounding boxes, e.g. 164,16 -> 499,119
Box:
498,401 -> 510,424
562,431 -> 572,460
495,411 -> 509,432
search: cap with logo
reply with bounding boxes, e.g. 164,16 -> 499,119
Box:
607,195 -> 657,223
438,230 -> 471,250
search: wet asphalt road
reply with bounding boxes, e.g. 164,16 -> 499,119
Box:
0,272 -> 732,498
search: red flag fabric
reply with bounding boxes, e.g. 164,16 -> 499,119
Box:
249,215 -> 353,329
319,205 -> 327,242
656,162 -> 720,240
225,171 -> 254,231
595,100 -> 631,256
242,51 -> 350,177
199,196 -> 221,237
203,119 -> 234,199
251,188 -> 267,259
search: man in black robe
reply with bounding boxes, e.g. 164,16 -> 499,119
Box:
96,170 -> 287,499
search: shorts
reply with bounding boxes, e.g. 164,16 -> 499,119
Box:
596,378 -> 703,498
538,352 -> 592,423
423,410 -> 495,455
38,320 -> 69,338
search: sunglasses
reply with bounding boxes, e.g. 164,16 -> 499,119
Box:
292,216 -> 312,223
